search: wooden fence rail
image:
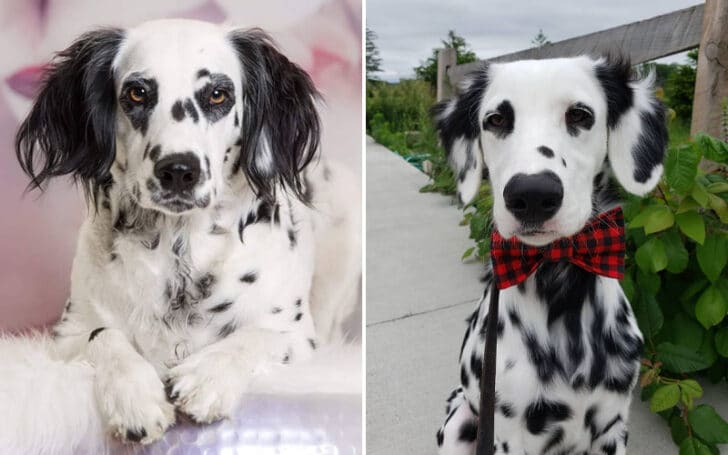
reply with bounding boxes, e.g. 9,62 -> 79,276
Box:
437,1 -> 727,140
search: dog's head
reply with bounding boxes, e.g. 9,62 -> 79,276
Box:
434,55 -> 667,246
15,19 -> 320,214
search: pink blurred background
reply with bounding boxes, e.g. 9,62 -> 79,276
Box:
0,0 -> 362,331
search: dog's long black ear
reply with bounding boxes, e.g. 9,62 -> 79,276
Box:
595,56 -> 668,195
228,29 -> 321,203
15,28 -> 125,198
431,65 -> 489,205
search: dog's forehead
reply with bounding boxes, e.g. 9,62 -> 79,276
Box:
485,57 -> 604,109
114,19 -> 240,84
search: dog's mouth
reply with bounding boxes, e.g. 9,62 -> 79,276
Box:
513,225 -> 561,246
149,191 -> 211,214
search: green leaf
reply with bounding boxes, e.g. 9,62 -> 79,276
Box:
708,194 -> 728,224
696,236 -> 728,282
679,436 -> 713,455
657,342 -> 714,373
696,285 -> 728,329
637,269 -> 661,295
682,279 -> 709,303
620,273 -> 636,302
643,205 -> 675,234
707,182 -> 728,194
630,205 -> 665,229
680,379 -> 704,399
688,405 -> 728,444
635,237 -> 668,273
693,183 -> 710,207
677,197 -> 702,214
462,247 -> 475,261
714,327 -> 728,357
671,412 -> 690,445
634,291 -> 664,338
666,143 -> 701,192
665,312 -> 705,350
676,211 -> 706,245
662,228 -> 690,273
650,383 -> 680,412
696,133 -> 728,163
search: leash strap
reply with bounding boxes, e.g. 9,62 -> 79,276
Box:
475,285 -> 500,455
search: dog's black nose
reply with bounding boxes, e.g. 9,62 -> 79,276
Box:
503,171 -> 563,224
154,153 -> 201,194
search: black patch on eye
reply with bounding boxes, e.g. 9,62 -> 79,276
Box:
183,98 -> 199,123
197,68 -> 210,79
171,100 -> 185,121
194,73 -> 235,123
566,103 -> 595,137
538,146 -> 554,158
209,300 -> 233,313
483,100 -> 515,139
119,74 -> 158,135
240,271 -> 257,283
148,145 -> 161,162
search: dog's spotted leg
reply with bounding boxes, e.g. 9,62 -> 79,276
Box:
165,327 -> 315,423
589,411 -> 628,455
437,387 -> 479,455
86,327 -> 175,444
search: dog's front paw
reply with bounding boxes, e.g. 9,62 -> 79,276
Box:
166,350 -> 252,423
94,354 -> 175,444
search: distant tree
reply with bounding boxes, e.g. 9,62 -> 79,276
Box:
366,28 -> 382,81
414,30 -> 478,88
531,29 -> 551,47
665,47 -> 698,121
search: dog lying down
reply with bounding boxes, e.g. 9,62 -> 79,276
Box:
0,19 -> 361,452
432,56 -> 667,454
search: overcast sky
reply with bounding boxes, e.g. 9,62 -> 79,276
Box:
367,0 -> 701,81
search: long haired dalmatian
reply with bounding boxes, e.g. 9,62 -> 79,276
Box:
433,56 -> 667,454
9,19 -> 360,446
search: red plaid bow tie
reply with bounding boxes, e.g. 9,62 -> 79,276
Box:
490,207 -> 626,290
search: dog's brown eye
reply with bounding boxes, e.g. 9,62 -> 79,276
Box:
128,87 -> 146,104
486,113 -> 505,128
209,89 -> 227,105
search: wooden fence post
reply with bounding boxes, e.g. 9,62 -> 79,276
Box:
691,0 -> 728,140
436,48 -> 457,101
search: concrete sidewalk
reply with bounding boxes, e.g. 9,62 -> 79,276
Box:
365,137 -> 697,455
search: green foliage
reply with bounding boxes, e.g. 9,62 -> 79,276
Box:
628,133 -> 728,453
531,29 -> 551,47
413,30 -> 477,88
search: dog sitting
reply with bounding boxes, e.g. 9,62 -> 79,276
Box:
432,56 -> 667,454
13,19 -> 360,445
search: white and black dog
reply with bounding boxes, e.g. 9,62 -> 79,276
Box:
5,19 -> 360,448
433,56 -> 667,454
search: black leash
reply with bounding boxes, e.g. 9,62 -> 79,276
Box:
476,284 -> 500,455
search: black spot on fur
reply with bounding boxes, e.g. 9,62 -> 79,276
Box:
271,306 -> 282,314
149,145 -> 161,162
460,364 -> 470,389
183,98 -> 199,123
196,273 -> 215,299
288,228 -> 297,248
295,298 -> 302,307
218,321 -> 237,339
436,428 -> 444,447
595,56 -> 634,129
632,104 -> 667,183
524,399 -> 572,434
502,442 -> 510,453
602,441 -> 617,455
209,300 -> 234,313
240,271 -> 257,283
141,232 -> 160,250
88,327 -> 106,341
508,308 -> 522,328
234,111 -> 239,127
523,330 -> 563,383
294,312 -> 303,322
470,351 -> 482,378
308,338 -> 317,349
543,427 -> 565,453
562,157 -> 567,167
197,68 -> 210,79
125,428 -> 147,443
538,146 -> 554,158
458,421 -> 477,442
500,402 -> 515,418
171,100 -> 185,121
